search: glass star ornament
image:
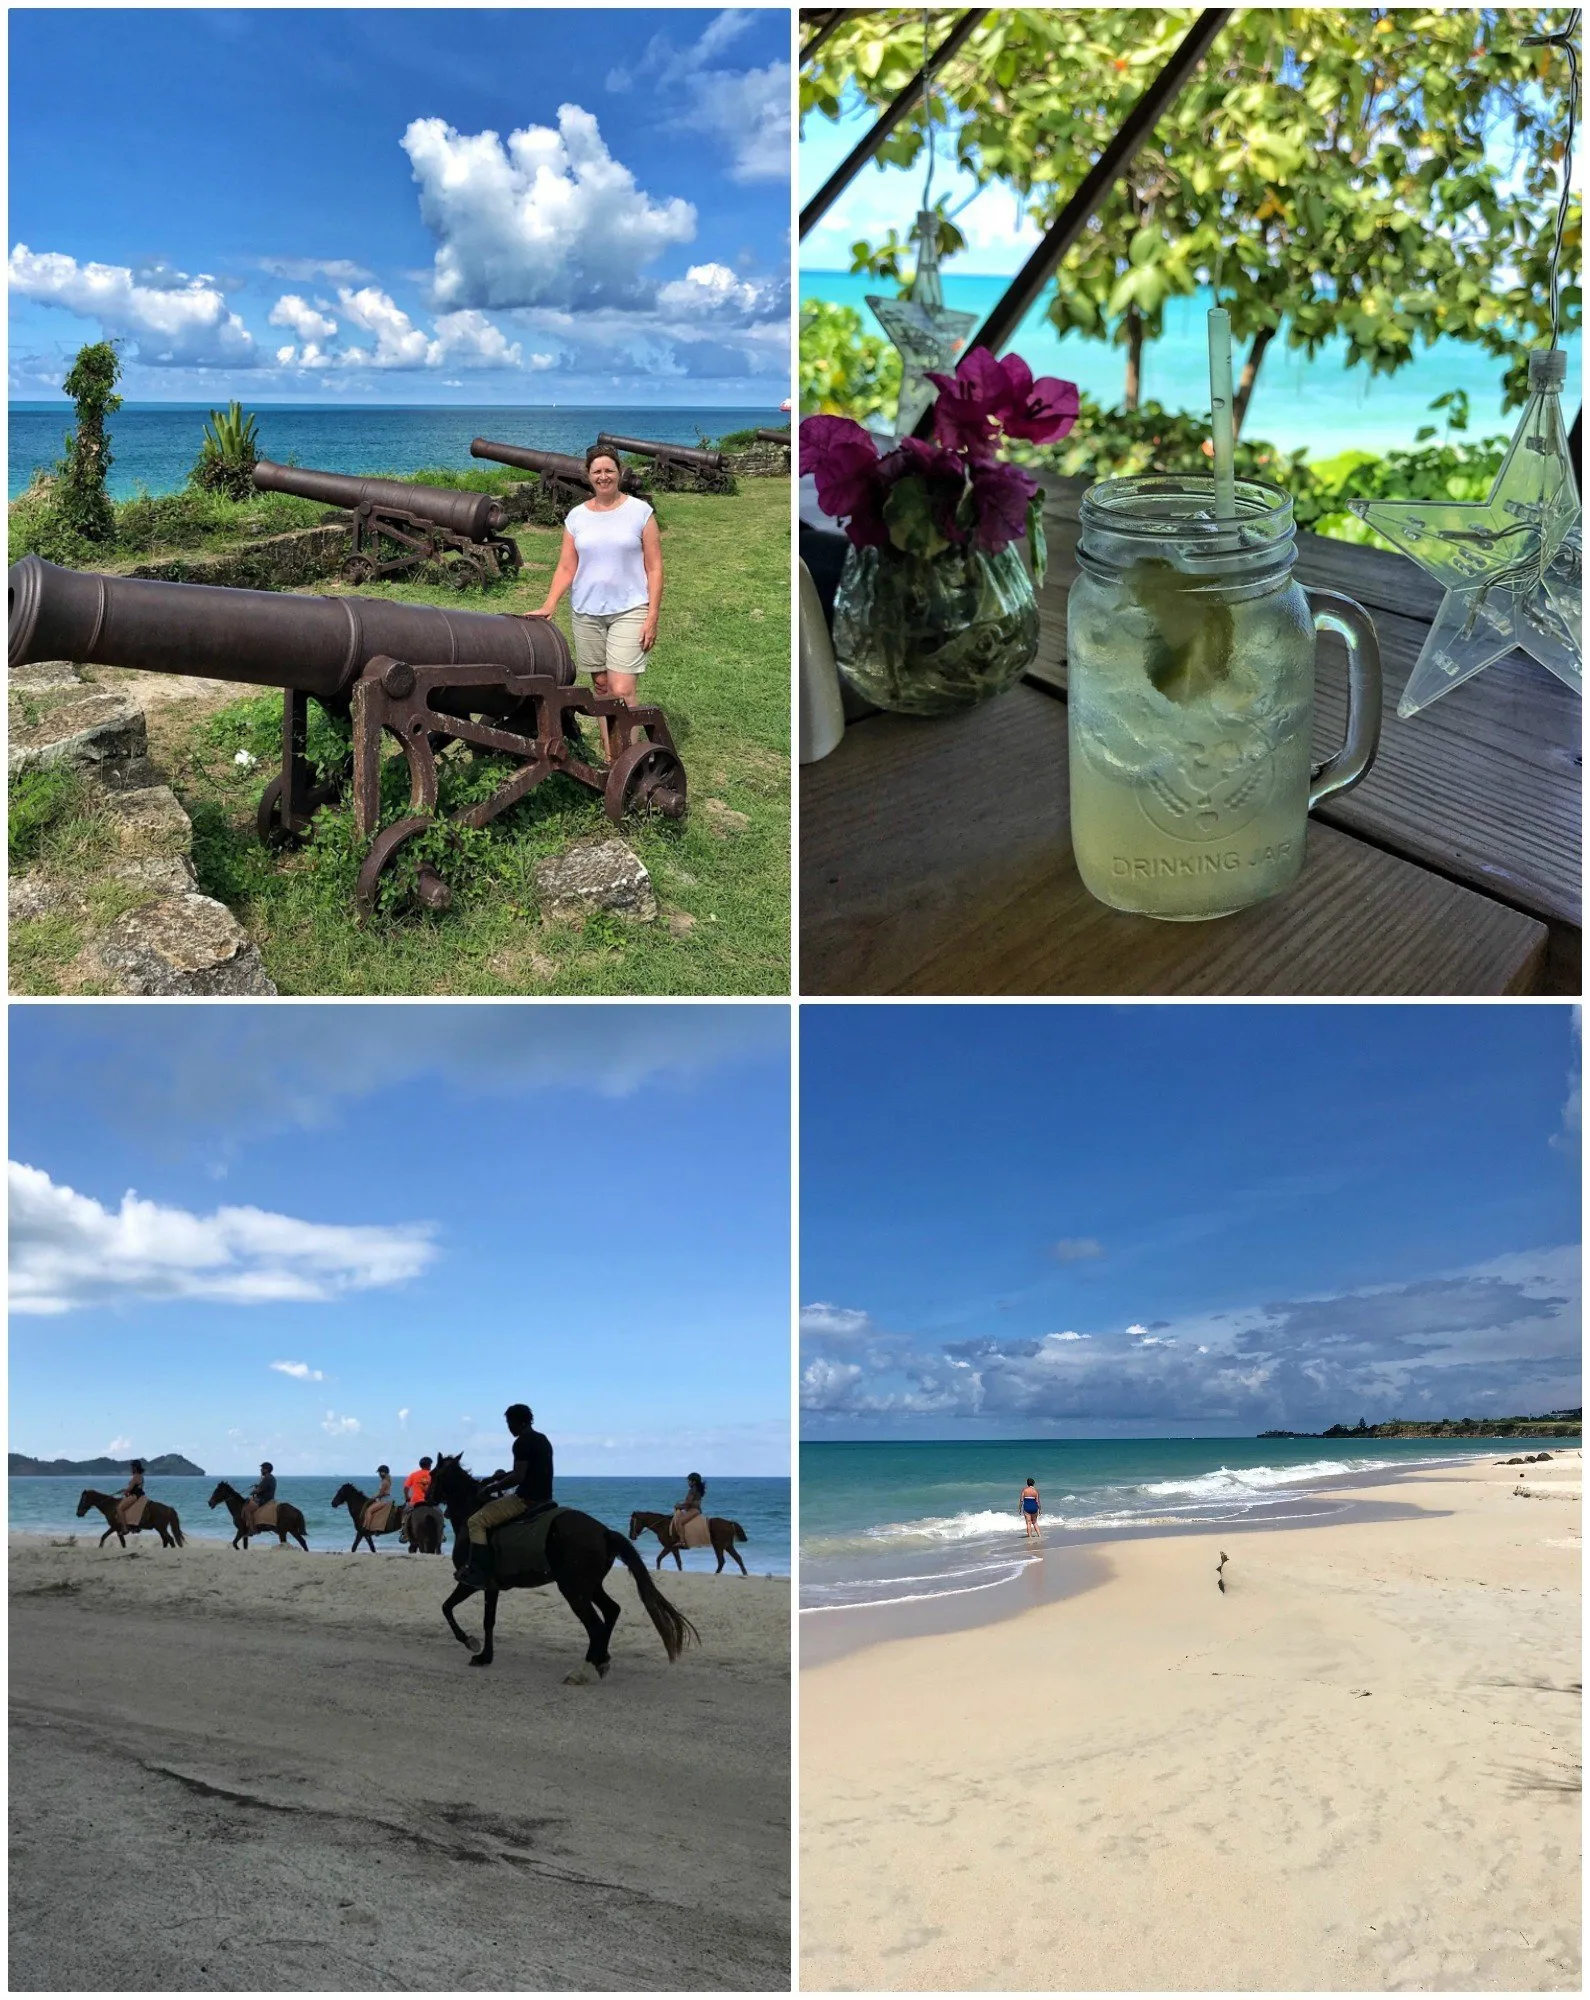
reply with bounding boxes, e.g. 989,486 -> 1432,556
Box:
1351,349 -> 1582,717
867,210 -> 978,438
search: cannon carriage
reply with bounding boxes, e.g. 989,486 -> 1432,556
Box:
9,555 -> 687,916
251,461 -> 521,590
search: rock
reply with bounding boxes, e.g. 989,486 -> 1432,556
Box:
89,893 -> 276,996
9,875 -> 87,924
8,685 -> 155,788
534,837 -> 656,923
701,798 -> 751,838
10,659 -> 83,692
102,784 -> 194,871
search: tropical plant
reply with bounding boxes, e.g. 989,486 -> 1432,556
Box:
55,341 -> 122,542
800,299 -> 902,419
192,400 -> 261,500
803,8 -> 1580,427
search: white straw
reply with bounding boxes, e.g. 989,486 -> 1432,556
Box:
1207,307 -> 1236,520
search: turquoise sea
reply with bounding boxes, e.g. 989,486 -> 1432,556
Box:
803,271 -> 1583,457
10,1472 -> 791,1574
7,403 -> 787,503
800,1435 -> 1577,1613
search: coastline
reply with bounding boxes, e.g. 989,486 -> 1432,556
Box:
10,1535 -> 790,1990
800,1455 -> 1581,1991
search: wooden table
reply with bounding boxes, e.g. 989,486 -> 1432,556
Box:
801,478 -> 1579,996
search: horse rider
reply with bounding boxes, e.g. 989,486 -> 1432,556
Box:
462,1404 -> 554,1579
670,1472 -> 707,1546
118,1460 -> 147,1530
402,1456 -> 433,1546
242,1461 -> 276,1534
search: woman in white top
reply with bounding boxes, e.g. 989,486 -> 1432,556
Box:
533,447 -> 663,750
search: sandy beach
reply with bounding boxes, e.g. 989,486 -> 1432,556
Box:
800,1454 -> 1580,1991
10,1533 -> 789,1991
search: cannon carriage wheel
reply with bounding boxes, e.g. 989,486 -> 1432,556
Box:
604,742 -> 687,823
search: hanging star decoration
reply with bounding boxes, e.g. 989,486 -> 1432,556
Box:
1351,12 -> 1582,719
1352,350 -> 1581,716
867,208 -> 979,438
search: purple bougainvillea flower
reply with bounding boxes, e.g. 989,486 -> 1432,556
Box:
879,437 -> 972,544
924,346 -> 1014,455
800,413 -> 891,547
997,353 -> 1081,444
968,456 -> 1040,555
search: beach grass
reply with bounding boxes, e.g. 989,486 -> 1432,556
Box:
13,481 -> 790,997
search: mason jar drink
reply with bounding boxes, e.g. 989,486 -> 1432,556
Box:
1067,475 -> 1382,921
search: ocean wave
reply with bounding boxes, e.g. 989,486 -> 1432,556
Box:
1135,1456 -> 1403,1500
801,1561 -> 1032,1614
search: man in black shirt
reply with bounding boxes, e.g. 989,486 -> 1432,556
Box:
463,1405 -> 554,1575
243,1461 -> 276,1534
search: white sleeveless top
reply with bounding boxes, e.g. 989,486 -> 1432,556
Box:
566,495 -> 653,616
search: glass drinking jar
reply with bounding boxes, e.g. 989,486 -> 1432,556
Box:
1066,474 -> 1382,920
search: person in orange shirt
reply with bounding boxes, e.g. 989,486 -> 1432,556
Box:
403,1457 -> 432,1511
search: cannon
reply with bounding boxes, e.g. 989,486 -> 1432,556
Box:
251,461 -> 521,589
595,434 -> 735,495
9,555 -> 687,916
469,439 -> 649,526
754,429 -> 791,445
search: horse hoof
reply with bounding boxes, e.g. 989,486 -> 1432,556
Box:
595,1661 -> 611,1679
464,1635 -> 482,1655
469,1655 -> 491,1668
564,1668 -> 591,1686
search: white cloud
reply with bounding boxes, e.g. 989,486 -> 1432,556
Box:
801,1357 -> 864,1407
321,1411 -> 361,1436
106,1435 -> 133,1454
1550,1010 -> 1580,1152
9,244 -> 257,367
398,1407 -> 410,1428
656,262 -> 784,326
431,308 -> 525,369
1052,1237 -> 1104,1263
258,256 -> 371,283
336,285 -> 438,367
268,293 -> 338,344
800,1302 -> 873,1341
610,15 -> 789,185
1125,1323 -> 1149,1338
402,106 -> 696,312
1039,1330 -> 1090,1344
9,1161 -> 437,1315
270,1359 -> 325,1382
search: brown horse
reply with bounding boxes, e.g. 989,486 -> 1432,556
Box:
331,1484 -> 441,1554
208,1481 -> 309,1550
428,1454 -> 698,1680
76,1489 -> 184,1549
628,1509 -> 750,1575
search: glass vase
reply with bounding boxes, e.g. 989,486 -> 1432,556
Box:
831,541 -> 1041,717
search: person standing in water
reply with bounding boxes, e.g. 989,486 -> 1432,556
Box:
1020,1476 -> 1041,1540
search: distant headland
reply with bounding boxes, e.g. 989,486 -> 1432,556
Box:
9,1452 -> 206,1477
1258,1411 -> 1581,1440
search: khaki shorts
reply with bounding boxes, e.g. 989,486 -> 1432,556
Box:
572,605 -> 648,678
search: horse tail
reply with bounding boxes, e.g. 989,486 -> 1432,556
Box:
606,1531 -> 699,1663
729,1521 -> 749,1542
169,1509 -> 185,1547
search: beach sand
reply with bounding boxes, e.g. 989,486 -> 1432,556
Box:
10,1533 -> 789,1991
800,1455 -> 1580,1991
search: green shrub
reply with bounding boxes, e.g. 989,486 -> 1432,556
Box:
191,401 -> 261,500
9,766 -> 99,869
55,343 -> 122,542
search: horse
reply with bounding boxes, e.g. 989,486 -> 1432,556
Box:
207,1481 -> 309,1551
76,1489 -> 185,1549
628,1509 -> 751,1576
329,1484 -> 444,1555
427,1453 -> 698,1681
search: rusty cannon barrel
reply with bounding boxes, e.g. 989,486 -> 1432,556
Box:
251,461 -> 504,541
596,432 -> 727,473
754,428 -> 791,445
469,438 -> 646,494
8,554 -> 571,705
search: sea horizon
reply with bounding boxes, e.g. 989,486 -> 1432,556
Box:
7,400 -> 788,501
802,268 -> 1584,457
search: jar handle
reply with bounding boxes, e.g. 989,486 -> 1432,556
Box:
1306,587 -> 1383,809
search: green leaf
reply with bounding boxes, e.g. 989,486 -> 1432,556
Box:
1026,493 -> 1048,590
883,476 -> 951,559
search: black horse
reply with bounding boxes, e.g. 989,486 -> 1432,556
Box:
427,1454 -> 698,1681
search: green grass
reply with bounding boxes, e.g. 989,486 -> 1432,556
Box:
92,483 -> 790,996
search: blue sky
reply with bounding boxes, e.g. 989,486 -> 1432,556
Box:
10,1004 -> 791,1475
9,9 -> 791,407
801,1006 -> 1582,1439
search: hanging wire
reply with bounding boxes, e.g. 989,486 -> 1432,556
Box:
1523,8 -> 1580,348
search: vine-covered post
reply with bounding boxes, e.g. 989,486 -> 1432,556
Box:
56,341 -> 122,542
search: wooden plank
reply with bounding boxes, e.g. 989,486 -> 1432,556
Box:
802,683 -> 1548,996
1025,478 -> 1581,928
